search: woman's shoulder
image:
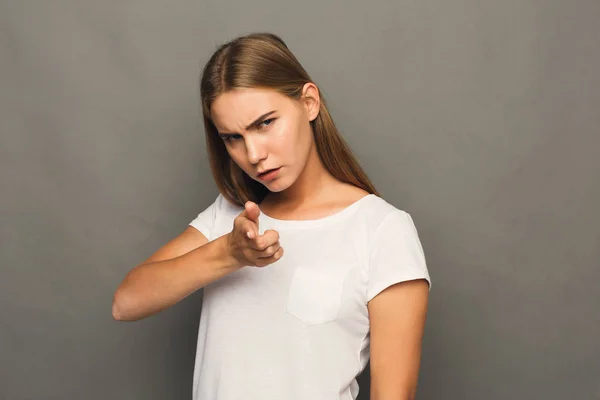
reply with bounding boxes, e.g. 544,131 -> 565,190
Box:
213,192 -> 244,216
357,192 -> 413,232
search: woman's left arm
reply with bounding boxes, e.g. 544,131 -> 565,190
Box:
367,278 -> 430,400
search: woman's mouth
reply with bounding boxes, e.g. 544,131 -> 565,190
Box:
258,167 -> 281,181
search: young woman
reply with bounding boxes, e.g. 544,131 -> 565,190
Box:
113,32 -> 431,400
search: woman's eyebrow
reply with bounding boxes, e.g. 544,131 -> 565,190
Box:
217,110 -> 277,135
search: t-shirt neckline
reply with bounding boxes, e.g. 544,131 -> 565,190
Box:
258,194 -> 376,230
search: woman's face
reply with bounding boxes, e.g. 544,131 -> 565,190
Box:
210,84 -> 320,193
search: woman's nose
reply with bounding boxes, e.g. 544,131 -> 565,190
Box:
245,136 -> 267,165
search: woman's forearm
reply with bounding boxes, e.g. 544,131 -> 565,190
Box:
112,234 -> 241,321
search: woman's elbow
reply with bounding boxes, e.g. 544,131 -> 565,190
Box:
112,286 -> 139,321
112,290 -> 127,321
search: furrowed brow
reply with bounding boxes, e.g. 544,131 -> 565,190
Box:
217,110 -> 276,136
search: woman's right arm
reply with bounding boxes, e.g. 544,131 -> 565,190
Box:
112,200 -> 282,322
112,227 -> 240,322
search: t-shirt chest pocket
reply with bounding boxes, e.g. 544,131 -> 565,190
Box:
286,266 -> 349,325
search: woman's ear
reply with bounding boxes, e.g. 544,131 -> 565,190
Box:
302,82 -> 321,122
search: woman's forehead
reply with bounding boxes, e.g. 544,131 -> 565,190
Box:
211,88 -> 289,129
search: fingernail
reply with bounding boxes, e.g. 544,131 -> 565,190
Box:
246,231 -> 252,239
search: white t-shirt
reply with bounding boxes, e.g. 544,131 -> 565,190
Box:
188,193 -> 431,400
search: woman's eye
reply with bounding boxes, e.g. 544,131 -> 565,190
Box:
259,118 -> 275,129
221,118 -> 274,142
224,134 -> 242,142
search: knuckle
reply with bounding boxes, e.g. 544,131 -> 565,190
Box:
255,238 -> 265,250
266,230 -> 278,242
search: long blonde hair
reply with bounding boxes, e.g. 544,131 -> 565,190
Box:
200,32 -> 379,206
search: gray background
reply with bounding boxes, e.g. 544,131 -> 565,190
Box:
1,1 -> 599,399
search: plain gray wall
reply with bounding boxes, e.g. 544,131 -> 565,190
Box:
1,1 -> 599,399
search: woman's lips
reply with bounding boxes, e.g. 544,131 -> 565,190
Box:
258,167 -> 281,181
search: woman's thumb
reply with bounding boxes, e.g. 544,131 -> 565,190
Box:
243,201 -> 261,223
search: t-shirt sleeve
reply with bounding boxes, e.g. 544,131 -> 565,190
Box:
366,209 -> 432,302
189,194 -> 221,240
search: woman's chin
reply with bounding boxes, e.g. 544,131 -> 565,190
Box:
263,181 -> 285,192
261,177 -> 291,193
